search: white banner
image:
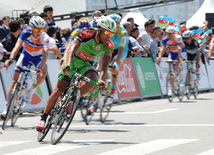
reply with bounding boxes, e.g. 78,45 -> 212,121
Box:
0,65 -> 50,113
0,74 -> 6,112
205,60 -> 214,89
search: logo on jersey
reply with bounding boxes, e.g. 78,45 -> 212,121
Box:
83,30 -> 94,38
78,50 -> 95,60
105,40 -> 114,48
96,46 -> 100,50
108,49 -> 113,53
79,33 -> 84,40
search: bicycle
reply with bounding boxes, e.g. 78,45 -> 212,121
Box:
165,59 -> 184,102
183,61 -> 199,99
37,70 -> 100,145
80,76 -> 112,125
2,62 -> 37,130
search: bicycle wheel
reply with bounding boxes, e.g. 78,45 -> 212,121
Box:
80,96 -> 94,125
37,108 -> 57,142
177,76 -> 184,101
100,94 -> 112,123
11,95 -> 24,127
51,89 -> 80,145
166,72 -> 174,102
193,76 -> 199,99
2,88 -> 18,130
185,71 -> 191,100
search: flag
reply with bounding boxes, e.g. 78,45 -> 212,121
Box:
158,16 -> 176,28
192,29 -> 203,41
200,29 -> 211,43
175,25 -> 180,34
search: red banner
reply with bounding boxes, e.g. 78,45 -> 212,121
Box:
116,58 -> 141,100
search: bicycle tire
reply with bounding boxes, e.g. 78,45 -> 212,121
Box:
11,96 -> 24,127
185,71 -> 191,100
37,108 -> 57,142
177,75 -> 184,101
100,95 -> 112,123
51,89 -> 80,145
193,76 -> 199,99
80,96 -> 94,125
2,88 -> 18,130
166,72 -> 174,102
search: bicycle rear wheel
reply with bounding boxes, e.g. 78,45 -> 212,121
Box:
100,95 -> 112,123
166,72 -> 174,102
37,108 -> 57,142
51,89 -> 80,145
2,88 -> 18,130
193,76 -> 199,99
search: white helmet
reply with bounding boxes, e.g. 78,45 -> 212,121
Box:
182,30 -> 193,38
29,16 -> 46,28
165,26 -> 176,34
96,16 -> 117,33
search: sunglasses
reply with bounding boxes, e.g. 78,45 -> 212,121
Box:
34,28 -> 43,32
167,33 -> 174,36
103,30 -> 114,37
183,37 -> 191,40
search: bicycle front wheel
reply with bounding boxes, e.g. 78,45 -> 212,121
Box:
2,88 -> 18,130
37,108 -> 57,142
177,75 -> 184,101
51,89 -> 80,145
193,76 -> 199,99
166,72 -> 174,102
11,95 -> 24,127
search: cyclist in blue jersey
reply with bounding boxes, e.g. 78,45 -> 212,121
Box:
5,16 -> 49,103
108,13 -> 129,98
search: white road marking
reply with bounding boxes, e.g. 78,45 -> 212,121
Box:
196,149 -> 214,155
4,145 -> 84,155
110,108 -> 178,114
98,139 -> 199,155
0,141 -> 29,148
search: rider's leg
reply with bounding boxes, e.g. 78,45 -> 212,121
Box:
6,71 -> 20,101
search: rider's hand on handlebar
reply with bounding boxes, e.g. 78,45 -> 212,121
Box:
5,59 -> 14,69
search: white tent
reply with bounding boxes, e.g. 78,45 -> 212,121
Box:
187,0 -> 214,28
121,9 -> 148,33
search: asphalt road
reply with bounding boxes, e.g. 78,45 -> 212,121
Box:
1,91 -> 214,155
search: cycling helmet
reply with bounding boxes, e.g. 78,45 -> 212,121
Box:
96,16 -> 117,33
29,16 -> 46,28
108,13 -> 121,24
77,17 -> 90,29
182,30 -> 193,38
165,26 -> 176,34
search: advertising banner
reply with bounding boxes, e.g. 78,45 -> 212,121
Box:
0,74 -> 6,112
0,65 -> 50,113
132,57 -> 162,97
116,58 -> 142,100
204,60 -> 214,89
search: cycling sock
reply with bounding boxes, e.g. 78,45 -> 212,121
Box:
110,88 -> 116,95
41,113 -> 48,122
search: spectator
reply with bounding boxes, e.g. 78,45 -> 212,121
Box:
150,26 -> 161,62
123,22 -> 134,57
2,20 -> 22,61
137,19 -> 155,56
46,26 -> 62,59
91,10 -> 102,27
39,12 -> 49,24
62,28 -> 71,43
129,27 -> 145,57
127,17 -> 138,29
17,18 -> 28,30
0,16 -> 11,41
43,5 -> 55,26
71,14 -> 83,31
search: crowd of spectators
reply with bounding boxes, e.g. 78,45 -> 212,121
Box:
0,5 -> 212,65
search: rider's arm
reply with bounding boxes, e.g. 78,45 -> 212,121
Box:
9,38 -> 24,60
177,44 -> 182,60
99,55 -> 111,81
40,47 -> 48,70
158,45 -> 167,59
116,35 -> 127,65
208,43 -> 214,57
67,38 -> 81,65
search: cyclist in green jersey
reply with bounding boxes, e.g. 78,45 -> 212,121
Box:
36,16 -> 116,130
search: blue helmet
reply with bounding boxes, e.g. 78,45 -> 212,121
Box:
77,17 -> 90,29
108,14 -> 121,24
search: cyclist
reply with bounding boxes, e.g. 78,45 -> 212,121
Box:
107,13 -> 129,99
157,26 -> 183,72
36,15 -> 116,130
182,30 -> 201,80
5,16 -> 49,106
